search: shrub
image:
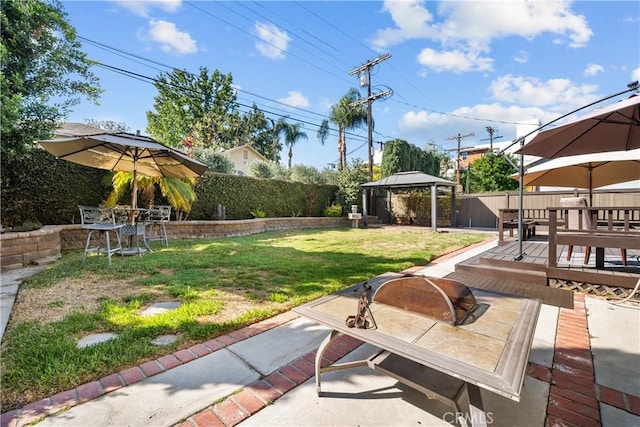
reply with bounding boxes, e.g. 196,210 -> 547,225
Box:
250,208 -> 267,218
323,204 -> 343,217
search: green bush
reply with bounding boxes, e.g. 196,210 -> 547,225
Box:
250,208 -> 267,218
323,203 -> 343,217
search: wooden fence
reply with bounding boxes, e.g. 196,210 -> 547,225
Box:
456,189 -> 640,229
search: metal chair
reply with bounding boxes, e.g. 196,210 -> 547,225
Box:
145,205 -> 171,247
78,205 -> 124,266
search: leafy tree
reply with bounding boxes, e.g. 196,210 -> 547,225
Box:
380,139 -> 446,177
463,152 -> 519,193
283,122 -> 307,169
191,147 -> 234,174
290,164 -> 326,185
317,88 -> 367,170
84,119 -> 130,133
335,159 -> 370,207
1,0 -> 102,160
249,160 -> 274,179
146,67 -> 237,149
236,104 -> 272,156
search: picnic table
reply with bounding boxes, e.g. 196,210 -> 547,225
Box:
294,272 -> 541,427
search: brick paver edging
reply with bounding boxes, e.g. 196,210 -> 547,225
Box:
177,334 -> 365,427
0,311 -> 301,427
527,293 -> 640,427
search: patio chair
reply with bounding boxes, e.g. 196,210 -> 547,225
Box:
145,205 -> 171,247
560,197 -> 593,264
78,205 -> 124,266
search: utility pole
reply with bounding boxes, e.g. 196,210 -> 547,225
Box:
349,53 -> 392,181
447,132 -> 475,189
483,126 -> 503,151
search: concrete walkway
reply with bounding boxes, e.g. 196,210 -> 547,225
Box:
2,238 -> 639,427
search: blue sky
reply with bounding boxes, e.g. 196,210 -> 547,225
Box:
64,0 -> 640,169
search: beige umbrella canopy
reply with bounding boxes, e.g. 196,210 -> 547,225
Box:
511,149 -> 640,205
517,94 -> 640,158
39,132 -> 208,209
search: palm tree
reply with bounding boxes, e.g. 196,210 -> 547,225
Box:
284,122 -> 308,169
269,116 -> 289,163
106,172 -> 197,219
317,88 -> 368,170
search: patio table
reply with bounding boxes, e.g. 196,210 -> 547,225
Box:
294,272 -> 541,427
113,207 -> 152,257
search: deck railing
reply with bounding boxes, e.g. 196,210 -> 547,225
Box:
547,206 -> 640,268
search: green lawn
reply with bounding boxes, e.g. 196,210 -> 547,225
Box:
1,227 -> 489,410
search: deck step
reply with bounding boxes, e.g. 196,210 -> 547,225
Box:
446,271 -> 573,309
455,262 -> 548,286
479,256 -> 547,273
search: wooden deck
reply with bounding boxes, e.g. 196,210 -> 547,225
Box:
447,236 -> 640,309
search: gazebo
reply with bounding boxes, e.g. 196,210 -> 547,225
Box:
361,171 -> 456,231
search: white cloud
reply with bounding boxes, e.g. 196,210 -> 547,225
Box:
370,0 -> 593,73
113,0 -> 181,17
513,50 -> 529,64
417,48 -> 493,73
254,22 -> 290,59
397,103 -> 554,143
489,75 -> 599,111
278,91 -> 310,108
370,0 -> 436,51
584,63 -> 604,77
631,67 -> 640,83
142,20 -> 198,55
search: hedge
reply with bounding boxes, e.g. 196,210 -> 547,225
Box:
1,150 -> 338,227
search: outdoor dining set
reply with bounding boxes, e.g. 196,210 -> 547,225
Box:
78,204 -> 171,266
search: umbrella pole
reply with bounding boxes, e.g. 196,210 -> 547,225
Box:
515,141 -> 525,261
589,167 -> 593,206
131,156 -> 138,225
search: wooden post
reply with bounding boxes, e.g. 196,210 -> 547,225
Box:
548,208 -> 557,268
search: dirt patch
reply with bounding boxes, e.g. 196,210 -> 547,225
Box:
8,276 -> 277,329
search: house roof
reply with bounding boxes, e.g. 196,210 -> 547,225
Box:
223,144 -> 268,161
361,171 -> 455,189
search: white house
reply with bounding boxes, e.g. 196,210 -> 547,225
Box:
223,144 -> 269,175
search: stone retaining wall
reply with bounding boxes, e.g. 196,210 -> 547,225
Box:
1,217 -> 352,271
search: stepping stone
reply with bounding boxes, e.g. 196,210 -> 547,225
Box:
77,332 -> 119,348
140,301 -> 182,317
151,334 -> 178,346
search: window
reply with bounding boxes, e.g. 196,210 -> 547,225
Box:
243,150 -> 249,160
461,152 -> 468,160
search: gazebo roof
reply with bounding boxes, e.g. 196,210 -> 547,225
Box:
361,171 -> 455,189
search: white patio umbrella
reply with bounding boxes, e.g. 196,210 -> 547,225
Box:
517,94 -> 640,158
39,132 -> 208,210
511,149 -> 640,205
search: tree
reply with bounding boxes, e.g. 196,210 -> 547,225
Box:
268,116 -> 289,163
463,152 -> 519,193
380,139 -> 446,177
84,119 -> 130,133
335,159 -> 370,207
317,88 -> 367,170
1,0 -> 102,160
191,147 -> 234,174
146,67 -> 237,149
283,122 -> 307,169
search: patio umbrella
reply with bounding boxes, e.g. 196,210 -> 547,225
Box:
510,149 -> 640,205
517,94 -> 640,158
38,132 -> 208,210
